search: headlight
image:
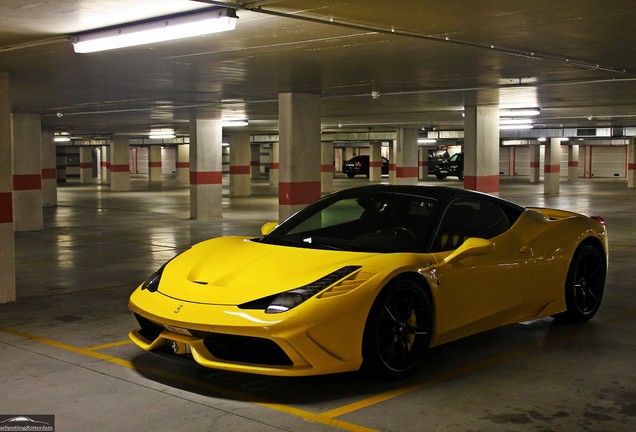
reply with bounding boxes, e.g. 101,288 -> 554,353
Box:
265,266 -> 361,314
141,263 -> 167,292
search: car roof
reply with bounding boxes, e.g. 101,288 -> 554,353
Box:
329,184 -> 526,210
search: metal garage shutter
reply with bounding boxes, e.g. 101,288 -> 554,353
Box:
591,146 -> 627,178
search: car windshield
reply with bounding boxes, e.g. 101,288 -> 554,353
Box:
259,192 -> 438,253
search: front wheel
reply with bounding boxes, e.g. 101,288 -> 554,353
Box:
362,280 -> 432,379
562,244 -> 606,322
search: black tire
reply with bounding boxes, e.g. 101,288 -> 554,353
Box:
435,174 -> 446,180
562,244 -> 606,322
346,172 -> 355,178
362,280 -> 432,379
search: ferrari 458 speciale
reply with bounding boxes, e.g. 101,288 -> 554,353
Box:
129,185 -> 608,378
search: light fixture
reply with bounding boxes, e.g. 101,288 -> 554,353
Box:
499,118 -> 534,129
149,128 -> 175,139
71,8 -> 238,53
417,139 -> 437,144
54,132 -> 71,142
222,119 -> 249,127
499,108 -> 540,117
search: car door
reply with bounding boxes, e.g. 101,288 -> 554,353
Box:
431,198 -> 535,340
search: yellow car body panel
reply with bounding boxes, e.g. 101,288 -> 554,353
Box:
129,189 -> 608,377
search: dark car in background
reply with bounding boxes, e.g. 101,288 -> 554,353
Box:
343,155 -> 389,178
434,152 -> 464,180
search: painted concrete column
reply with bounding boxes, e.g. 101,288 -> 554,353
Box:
229,131 -> 251,197
110,136 -> 130,191
0,72 -> 15,303
568,144 -> 579,182
148,146 -> 162,182
41,129 -> 57,206
176,144 -> 189,184
530,145 -> 541,184
394,128 -> 419,185
79,146 -> 93,183
12,113 -> 43,232
189,117 -> 223,219
368,141 -> 382,182
464,105 -> 500,193
101,145 -> 110,184
278,93 -> 321,220
628,137 -> 635,189
250,143 -> 261,180
545,138 -> 561,194
321,141 -> 334,193
269,141 -> 279,186
418,146 -> 428,180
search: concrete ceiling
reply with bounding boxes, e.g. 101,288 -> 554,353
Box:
2,0 -> 636,139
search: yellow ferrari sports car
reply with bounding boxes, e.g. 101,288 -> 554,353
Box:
129,185 -> 608,378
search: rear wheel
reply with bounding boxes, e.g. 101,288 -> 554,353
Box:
563,244 -> 606,321
435,173 -> 446,180
362,280 -> 432,379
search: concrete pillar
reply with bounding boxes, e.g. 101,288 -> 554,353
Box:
321,141 -> 334,193
12,113 -> 43,232
101,145 -> 110,184
568,144 -> 579,182
229,131 -> 251,197
0,72 -> 15,303
545,138 -> 561,194
628,137 -> 635,188
189,117 -> 223,219
79,146 -> 93,183
250,143 -> 261,180
418,146 -> 428,180
269,141 -> 279,186
369,141 -> 383,182
110,136 -> 130,191
278,93 -> 321,220
41,129 -> 57,206
388,143 -> 396,183
394,128 -> 419,185
176,144 -> 189,184
530,145 -> 541,184
464,105 -> 500,193
148,146 -> 162,182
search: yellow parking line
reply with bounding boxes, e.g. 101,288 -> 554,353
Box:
86,340 -> 133,350
0,326 -> 377,432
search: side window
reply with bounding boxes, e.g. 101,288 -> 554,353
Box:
433,198 -> 512,252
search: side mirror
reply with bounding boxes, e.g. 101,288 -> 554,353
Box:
443,237 -> 494,264
261,222 -> 279,236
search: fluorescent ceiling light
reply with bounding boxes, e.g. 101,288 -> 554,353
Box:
499,108 -> 540,117
417,139 -> 437,143
149,128 -> 175,139
222,119 -> 249,127
54,136 -> 71,142
500,118 -> 533,125
71,8 -> 238,53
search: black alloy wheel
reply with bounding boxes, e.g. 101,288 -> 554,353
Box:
362,280 -> 432,379
563,244 -> 606,322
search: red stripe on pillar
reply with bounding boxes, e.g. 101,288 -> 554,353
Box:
41,168 -> 57,180
464,175 -> 499,193
229,165 -> 250,175
369,161 -> 382,168
568,161 -> 579,167
13,174 -> 41,191
320,164 -> 334,173
110,164 -> 129,173
544,164 -> 560,173
419,161 -> 429,167
176,162 -> 190,168
530,161 -> 540,168
149,162 -> 162,168
0,192 -> 13,223
190,171 -> 222,185
279,181 -> 321,205
101,161 -> 109,168
628,163 -> 636,171
80,162 -> 92,169
396,167 -> 419,178
270,162 -> 280,169
389,163 -> 396,171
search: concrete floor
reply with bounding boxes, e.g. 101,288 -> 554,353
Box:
1,175 -> 635,432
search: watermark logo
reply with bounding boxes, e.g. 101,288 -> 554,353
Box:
0,415 -> 54,431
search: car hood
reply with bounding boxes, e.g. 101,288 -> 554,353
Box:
157,236 -> 381,305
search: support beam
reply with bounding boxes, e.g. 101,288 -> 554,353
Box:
229,131 -> 251,197
628,137 -> 635,189
463,105 -> 500,194
0,71 -> 15,303
12,113 -> 43,231
41,129 -> 57,206
189,117 -> 223,219
394,128 -> 419,185
110,136 -> 130,191
545,138 -> 561,194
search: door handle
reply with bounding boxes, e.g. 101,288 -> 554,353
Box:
519,245 -> 533,254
